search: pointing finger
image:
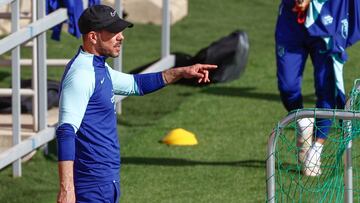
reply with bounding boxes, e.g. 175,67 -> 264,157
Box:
200,64 -> 218,69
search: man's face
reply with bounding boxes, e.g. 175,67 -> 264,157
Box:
95,30 -> 124,58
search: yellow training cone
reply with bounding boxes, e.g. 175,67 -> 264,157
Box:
161,128 -> 198,146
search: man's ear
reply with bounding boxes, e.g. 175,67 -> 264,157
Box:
87,31 -> 98,45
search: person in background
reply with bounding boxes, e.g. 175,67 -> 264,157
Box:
56,5 -> 217,203
275,0 -> 360,176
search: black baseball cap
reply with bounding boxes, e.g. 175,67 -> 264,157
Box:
78,5 -> 133,34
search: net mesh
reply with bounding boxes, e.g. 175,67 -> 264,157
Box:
268,80 -> 360,202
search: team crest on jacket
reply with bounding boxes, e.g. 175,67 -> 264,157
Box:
341,19 -> 349,39
277,45 -> 285,57
322,15 -> 333,26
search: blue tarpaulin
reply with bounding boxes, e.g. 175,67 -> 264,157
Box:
47,0 -> 101,40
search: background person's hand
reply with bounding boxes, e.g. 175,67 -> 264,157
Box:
292,0 -> 310,12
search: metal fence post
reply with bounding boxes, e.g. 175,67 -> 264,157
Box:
32,0 -> 38,132
161,0 -> 170,58
11,0 -> 21,177
37,0 -> 47,131
114,0 -> 123,114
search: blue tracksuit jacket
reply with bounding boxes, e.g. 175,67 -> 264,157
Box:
56,47 -> 165,190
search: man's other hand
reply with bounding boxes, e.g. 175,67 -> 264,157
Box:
57,189 -> 75,203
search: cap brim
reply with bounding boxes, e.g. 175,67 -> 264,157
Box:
104,19 -> 133,33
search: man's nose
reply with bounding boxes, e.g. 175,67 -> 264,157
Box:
117,32 -> 124,41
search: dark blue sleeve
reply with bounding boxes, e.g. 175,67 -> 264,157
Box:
133,72 -> 165,95
56,123 -> 76,161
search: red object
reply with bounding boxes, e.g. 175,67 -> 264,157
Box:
297,11 -> 306,24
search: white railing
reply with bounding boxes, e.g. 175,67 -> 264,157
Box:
0,0 -> 67,177
0,0 -> 174,177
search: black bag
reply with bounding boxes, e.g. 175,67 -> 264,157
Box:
191,30 -> 249,83
0,80 -> 60,113
130,30 -> 249,85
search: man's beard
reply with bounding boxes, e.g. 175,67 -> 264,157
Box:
98,46 -> 120,58
97,40 -> 121,58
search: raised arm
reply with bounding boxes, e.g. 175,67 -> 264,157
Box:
162,64 -> 218,84
107,63 -> 217,96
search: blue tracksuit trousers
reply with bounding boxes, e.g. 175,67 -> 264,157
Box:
275,3 -> 346,139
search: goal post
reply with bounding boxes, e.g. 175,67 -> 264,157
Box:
266,109 -> 360,202
267,80 -> 360,202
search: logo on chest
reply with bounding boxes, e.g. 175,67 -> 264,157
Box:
111,90 -> 116,114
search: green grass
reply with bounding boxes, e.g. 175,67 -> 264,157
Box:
1,0 -> 360,202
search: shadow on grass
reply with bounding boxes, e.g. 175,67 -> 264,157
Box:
201,86 -> 316,103
117,86 -> 195,127
122,156 -> 266,168
278,162 -> 301,174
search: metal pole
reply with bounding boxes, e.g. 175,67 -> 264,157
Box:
344,82 -> 359,203
344,137 -> 353,203
32,0 -> 38,132
161,0 -> 170,58
266,130 -> 276,203
11,0 -> 21,177
114,0 -> 122,114
37,0 -> 47,131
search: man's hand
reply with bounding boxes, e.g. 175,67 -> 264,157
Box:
162,64 -> 218,84
181,64 -> 218,83
57,161 -> 75,203
292,0 -> 310,12
57,188 -> 75,203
